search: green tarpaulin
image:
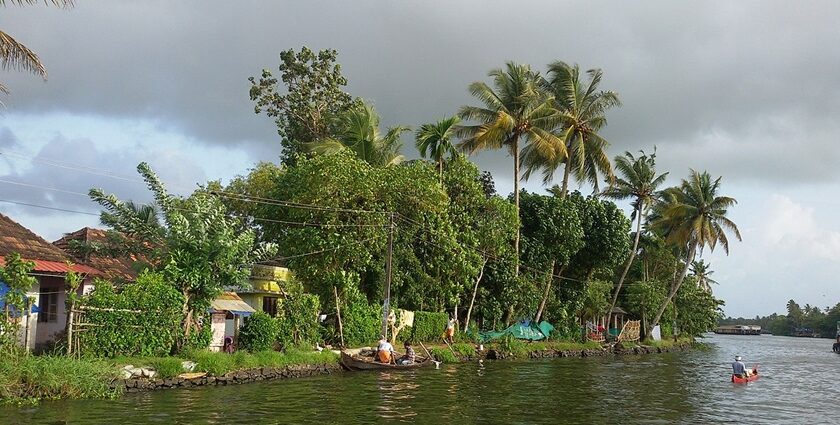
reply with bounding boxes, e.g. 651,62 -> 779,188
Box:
479,321 -> 554,343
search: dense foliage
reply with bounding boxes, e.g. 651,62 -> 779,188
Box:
79,271 -> 184,357
720,300 -> 840,338
238,312 -> 280,352
0,253 -> 37,355
410,311 -> 450,343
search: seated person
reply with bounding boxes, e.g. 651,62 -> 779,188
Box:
732,355 -> 752,377
376,335 -> 395,363
398,341 -> 416,365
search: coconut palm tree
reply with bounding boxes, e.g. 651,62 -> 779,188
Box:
415,115 -> 460,184
602,149 -> 669,317
524,62 -> 620,197
690,259 -> 718,292
1,1 -> 73,96
457,62 -> 564,272
309,102 -> 408,167
647,170 -> 741,334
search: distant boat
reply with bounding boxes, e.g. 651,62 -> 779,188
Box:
714,325 -> 761,335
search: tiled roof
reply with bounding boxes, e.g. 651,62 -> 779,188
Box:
53,227 -> 139,281
0,214 -> 102,275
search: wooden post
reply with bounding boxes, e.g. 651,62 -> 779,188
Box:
66,298 -> 75,355
334,286 -> 345,348
380,212 -> 395,338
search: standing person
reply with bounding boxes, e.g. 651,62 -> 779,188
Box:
376,335 -> 395,363
732,355 -> 753,378
444,317 -> 456,344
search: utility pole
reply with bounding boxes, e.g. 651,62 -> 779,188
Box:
380,212 -> 395,338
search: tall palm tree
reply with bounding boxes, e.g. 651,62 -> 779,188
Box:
602,149 -> 669,317
309,102 -> 408,167
524,62 -> 620,197
457,62 -> 564,272
690,259 -> 718,292
1,1 -> 73,96
415,115 -> 460,184
648,170 -> 741,334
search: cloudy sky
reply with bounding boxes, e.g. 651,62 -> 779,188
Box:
2,0 -> 839,318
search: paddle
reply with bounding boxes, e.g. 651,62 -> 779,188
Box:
418,341 -> 441,368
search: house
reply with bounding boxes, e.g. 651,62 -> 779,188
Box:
208,292 -> 256,352
0,214 -> 101,351
53,227 -> 140,282
237,263 -> 293,316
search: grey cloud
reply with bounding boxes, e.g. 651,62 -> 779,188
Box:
3,0 -> 840,187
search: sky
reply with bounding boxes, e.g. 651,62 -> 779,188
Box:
2,0 -> 839,318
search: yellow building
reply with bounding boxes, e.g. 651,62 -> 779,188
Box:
236,264 -> 292,316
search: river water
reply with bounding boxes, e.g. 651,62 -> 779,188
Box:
2,334 -> 838,424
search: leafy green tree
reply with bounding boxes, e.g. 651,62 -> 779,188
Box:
238,311 -> 279,352
674,276 -> 724,336
309,102 -> 408,167
648,170 -> 741,334
457,62 -> 564,272
518,190 -> 584,322
0,253 -> 37,354
89,163 -> 277,350
0,1 -> 73,97
249,47 -> 360,164
525,62 -> 620,196
786,299 -> 804,329
601,150 -> 669,315
416,115 -> 460,183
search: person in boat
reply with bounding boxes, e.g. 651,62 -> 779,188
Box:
376,335 -> 395,363
444,317 -> 456,344
398,341 -> 416,365
732,355 -> 753,378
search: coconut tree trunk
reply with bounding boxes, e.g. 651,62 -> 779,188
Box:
560,156 -> 572,199
535,261 -> 558,323
464,257 -> 487,332
649,243 -> 697,335
438,157 -> 444,185
513,135 -> 521,275
608,207 -> 643,319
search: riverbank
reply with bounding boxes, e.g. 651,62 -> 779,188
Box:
0,339 -> 695,404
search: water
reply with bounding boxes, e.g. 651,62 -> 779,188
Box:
2,334 -> 839,424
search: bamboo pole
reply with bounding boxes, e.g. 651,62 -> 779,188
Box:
334,286 -> 345,348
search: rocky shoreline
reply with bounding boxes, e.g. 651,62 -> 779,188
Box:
111,341 -> 693,394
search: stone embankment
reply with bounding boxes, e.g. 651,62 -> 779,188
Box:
112,363 -> 342,393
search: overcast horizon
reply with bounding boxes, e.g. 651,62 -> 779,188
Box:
2,1 -> 840,318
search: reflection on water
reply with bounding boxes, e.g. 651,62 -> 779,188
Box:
2,334 -> 839,424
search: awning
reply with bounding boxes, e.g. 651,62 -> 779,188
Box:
210,292 -> 256,316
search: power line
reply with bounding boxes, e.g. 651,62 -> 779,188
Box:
270,235 -> 384,262
0,150 -> 146,184
0,199 -> 99,216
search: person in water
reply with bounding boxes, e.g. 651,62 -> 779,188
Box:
732,355 -> 753,378
398,341 -> 416,365
376,335 -> 395,363
833,336 -> 840,353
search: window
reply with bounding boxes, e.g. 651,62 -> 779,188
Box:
262,296 -> 278,317
38,292 -> 58,323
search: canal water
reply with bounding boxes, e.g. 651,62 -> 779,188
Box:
2,334 -> 838,424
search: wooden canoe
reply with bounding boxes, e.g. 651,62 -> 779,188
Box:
340,347 -> 432,371
731,368 -> 759,383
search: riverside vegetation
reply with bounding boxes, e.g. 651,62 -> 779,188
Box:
1,47 -> 740,403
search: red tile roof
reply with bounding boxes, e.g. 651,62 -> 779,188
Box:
0,213 -> 103,276
53,227 -> 139,281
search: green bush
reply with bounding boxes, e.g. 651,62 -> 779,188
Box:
238,312 -> 279,352
429,347 -> 458,363
410,311 -> 449,342
147,357 -> 186,379
79,271 -> 184,357
276,293 -> 322,349
339,283 -> 382,346
184,313 -> 213,351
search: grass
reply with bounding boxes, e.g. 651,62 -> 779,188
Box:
0,355 -> 121,404
642,337 -> 694,349
184,348 -> 340,376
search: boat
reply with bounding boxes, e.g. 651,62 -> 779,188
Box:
340,347 -> 433,371
731,368 -> 759,383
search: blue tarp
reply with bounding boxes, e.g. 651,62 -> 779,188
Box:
0,281 -> 40,316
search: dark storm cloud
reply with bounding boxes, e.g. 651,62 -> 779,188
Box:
3,0 -> 840,184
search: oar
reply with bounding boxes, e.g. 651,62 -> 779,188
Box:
418,341 -> 441,368
442,338 -> 457,357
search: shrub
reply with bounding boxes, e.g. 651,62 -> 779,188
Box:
147,357 -> 186,379
339,283 -> 381,346
79,271 -> 184,357
238,312 -> 279,352
276,293 -> 322,350
410,311 -> 449,342
429,347 -> 458,363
